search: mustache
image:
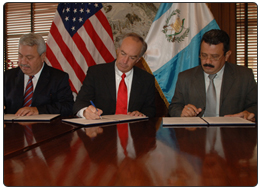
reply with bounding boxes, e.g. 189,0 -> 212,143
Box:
203,63 -> 214,68
20,63 -> 30,68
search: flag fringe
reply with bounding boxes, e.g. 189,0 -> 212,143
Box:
139,57 -> 170,108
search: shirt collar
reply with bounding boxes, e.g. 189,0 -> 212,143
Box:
204,64 -> 225,79
115,63 -> 133,78
24,63 -> 45,80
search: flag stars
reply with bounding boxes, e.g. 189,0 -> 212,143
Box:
79,17 -> 83,22
65,16 -> 69,21
80,8 -> 84,13
71,26 -> 75,31
86,9 -> 90,13
74,8 -> 77,13
66,7 -> 70,12
73,17 -> 76,22
94,3 -> 99,8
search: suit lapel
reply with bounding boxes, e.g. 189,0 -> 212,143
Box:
220,63 -> 235,108
104,62 -> 117,104
128,67 -> 142,111
193,66 -> 206,107
32,63 -> 50,103
15,69 -> 25,105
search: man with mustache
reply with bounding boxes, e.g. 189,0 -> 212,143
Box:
4,33 -> 74,116
168,29 -> 257,121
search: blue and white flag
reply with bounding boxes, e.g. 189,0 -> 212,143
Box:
145,3 -> 219,103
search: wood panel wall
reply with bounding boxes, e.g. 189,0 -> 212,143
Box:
207,3 -> 236,64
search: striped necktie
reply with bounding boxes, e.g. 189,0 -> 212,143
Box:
23,75 -> 34,107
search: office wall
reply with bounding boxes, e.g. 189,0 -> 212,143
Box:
208,3 -> 236,64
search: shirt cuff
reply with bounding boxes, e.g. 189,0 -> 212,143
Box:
76,107 -> 88,118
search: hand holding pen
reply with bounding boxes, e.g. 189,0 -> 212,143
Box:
83,100 -> 103,120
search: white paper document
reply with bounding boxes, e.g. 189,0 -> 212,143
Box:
62,114 -> 148,126
4,114 -> 60,121
203,117 -> 255,126
162,116 -> 255,127
163,117 -> 208,126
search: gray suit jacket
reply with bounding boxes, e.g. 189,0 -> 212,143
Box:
73,61 -> 156,117
169,62 -> 257,117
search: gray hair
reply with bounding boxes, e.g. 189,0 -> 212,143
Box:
19,33 -> 46,55
119,32 -> 147,58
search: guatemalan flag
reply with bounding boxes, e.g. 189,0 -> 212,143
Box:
145,3 -> 219,104
46,3 -> 116,95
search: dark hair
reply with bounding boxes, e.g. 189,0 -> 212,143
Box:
119,32 -> 147,57
201,29 -> 230,55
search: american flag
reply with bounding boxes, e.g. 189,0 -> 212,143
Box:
46,3 -> 116,94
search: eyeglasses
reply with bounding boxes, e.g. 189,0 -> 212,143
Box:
199,54 -> 224,61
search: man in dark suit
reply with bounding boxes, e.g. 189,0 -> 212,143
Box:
4,33 -> 74,116
73,33 -> 156,119
169,29 -> 257,121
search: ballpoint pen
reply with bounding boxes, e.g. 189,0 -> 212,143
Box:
90,100 -> 102,119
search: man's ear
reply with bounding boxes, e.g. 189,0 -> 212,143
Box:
41,52 -> 46,62
224,50 -> 232,61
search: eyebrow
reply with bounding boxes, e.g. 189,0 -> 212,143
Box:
121,50 -> 138,58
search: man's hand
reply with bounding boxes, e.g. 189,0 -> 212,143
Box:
15,107 -> 39,116
83,105 -> 103,120
181,104 -> 202,117
127,111 -> 146,117
224,110 -> 255,122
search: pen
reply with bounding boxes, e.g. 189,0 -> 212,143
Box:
90,100 -> 102,119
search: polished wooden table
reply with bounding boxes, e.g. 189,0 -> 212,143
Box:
4,117 -> 257,186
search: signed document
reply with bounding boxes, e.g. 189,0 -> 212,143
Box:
62,114 -> 148,126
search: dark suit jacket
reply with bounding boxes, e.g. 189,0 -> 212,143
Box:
73,61 -> 156,117
4,63 -> 74,116
169,62 -> 257,117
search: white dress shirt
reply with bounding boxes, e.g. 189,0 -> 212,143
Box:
77,64 -> 134,118
203,65 -> 225,117
23,64 -> 44,93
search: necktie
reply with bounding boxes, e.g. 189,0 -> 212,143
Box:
23,76 -> 34,107
115,73 -> 127,114
116,73 -> 128,156
204,74 -> 217,117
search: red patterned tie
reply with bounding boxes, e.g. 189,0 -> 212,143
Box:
23,76 -> 34,107
116,73 -> 128,156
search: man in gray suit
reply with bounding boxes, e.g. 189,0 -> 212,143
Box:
73,33 -> 156,119
169,29 -> 257,121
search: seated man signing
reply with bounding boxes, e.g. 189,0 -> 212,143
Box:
168,29 -> 257,121
73,32 -> 156,119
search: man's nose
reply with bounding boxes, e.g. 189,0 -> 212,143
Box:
206,56 -> 213,63
123,56 -> 129,64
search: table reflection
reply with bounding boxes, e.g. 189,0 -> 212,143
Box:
4,118 -> 257,186
174,126 -> 257,186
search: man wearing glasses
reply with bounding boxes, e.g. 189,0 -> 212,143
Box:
168,29 -> 257,121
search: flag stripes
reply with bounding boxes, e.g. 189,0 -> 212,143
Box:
46,3 -> 116,94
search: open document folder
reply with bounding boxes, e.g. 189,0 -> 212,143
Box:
62,114 -> 148,126
163,117 -> 255,127
4,114 -> 60,121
